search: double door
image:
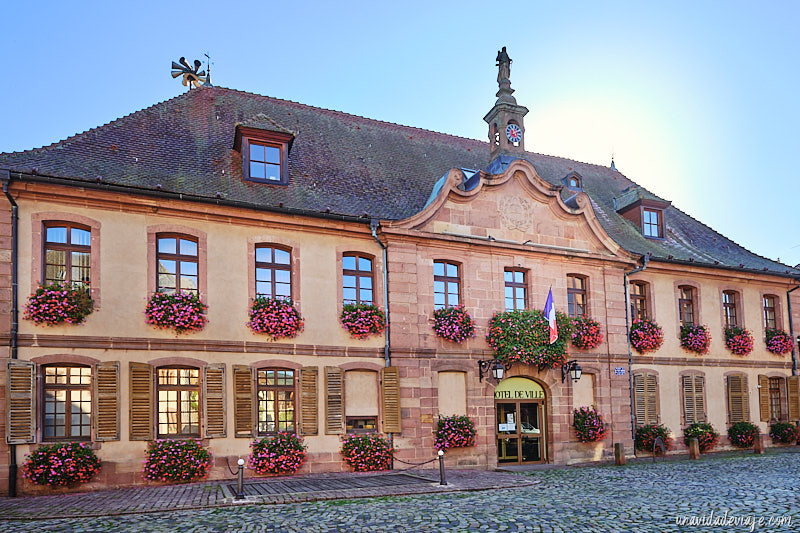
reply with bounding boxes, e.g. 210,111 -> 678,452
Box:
496,401 -> 545,464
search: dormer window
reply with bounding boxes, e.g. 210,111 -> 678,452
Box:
235,122 -> 293,186
568,177 -> 580,188
613,187 -> 669,240
248,141 -> 282,182
562,172 -> 583,191
643,208 -> 663,238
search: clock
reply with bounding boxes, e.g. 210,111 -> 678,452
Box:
506,123 -> 522,143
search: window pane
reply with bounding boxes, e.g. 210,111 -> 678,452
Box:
71,228 -> 90,246
343,288 -> 357,302
180,275 -> 198,292
264,145 -> 280,164
250,143 -> 266,162
256,268 -> 272,282
505,287 -> 513,299
360,289 -> 373,303
255,247 -> 272,263
360,276 -> 372,289
274,249 -> 290,264
446,263 -> 458,277
343,275 -> 356,288
256,282 -> 272,296
158,238 -> 176,254
250,162 -> 266,179
449,293 -> 459,306
434,293 -> 445,307
275,269 -> 290,284
180,261 -> 197,276
265,163 -> 281,181
358,257 -> 372,272
158,259 -> 176,275
447,282 -> 459,295
433,262 -> 444,277
180,240 -> 197,256
515,271 -> 524,283
275,283 -> 291,298
46,226 -> 68,244
504,271 -> 513,282
342,255 -> 356,270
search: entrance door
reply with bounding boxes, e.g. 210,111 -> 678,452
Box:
496,401 -> 544,464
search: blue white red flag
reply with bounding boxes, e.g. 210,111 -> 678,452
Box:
544,288 -> 558,344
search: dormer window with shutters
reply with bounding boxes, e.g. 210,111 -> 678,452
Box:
613,187 -> 669,240
234,114 -> 295,185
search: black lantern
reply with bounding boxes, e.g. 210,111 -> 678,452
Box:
561,360 -> 582,383
478,360 -> 511,382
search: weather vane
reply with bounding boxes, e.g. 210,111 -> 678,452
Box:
171,57 -> 209,89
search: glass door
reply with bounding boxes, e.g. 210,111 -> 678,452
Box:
496,401 -> 544,464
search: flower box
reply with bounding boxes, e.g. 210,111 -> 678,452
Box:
572,406 -> 608,443
248,296 -> 304,340
432,305 -> 475,343
24,282 -> 93,326
22,442 -> 101,487
629,319 -> 664,354
570,316 -> 604,350
765,328 -> 793,355
434,415 -> 477,451
724,325 -> 754,356
340,303 -> 386,339
486,309 -> 571,369
680,324 -> 711,355
249,432 -> 307,475
340,433 -> 393,472
143,439 -> 212,483
145,291 -> 208,335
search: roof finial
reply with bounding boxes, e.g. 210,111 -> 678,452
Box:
610,152 -> 617,171
170,57 -> 209,90
494,47 -> 517,105
203,52 -> 214,87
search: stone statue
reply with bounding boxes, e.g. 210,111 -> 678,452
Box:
496,46 -> 511,83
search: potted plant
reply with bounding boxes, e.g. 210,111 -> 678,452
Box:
22,442 -> 101,487
486,309 -> 572,370
680,324 -> 711,355
724,325 -> 754,356
629,319 -> 665,354
765,328 -> 793,355
340,433 -> 394,472
727,421 -> 759,448
431,305 -> 475,343
249,432 -> 307,475
434,415 -> 477,451
570,316 -> 604,350
142,439 -> 213,483
24,282 -> 94,326
635,424 -> 673,453
145,291 -> 208,335
248,296 -> 304,340
769,422 -> 798,444
572,406 -> 609,443
340,303 -> 386,339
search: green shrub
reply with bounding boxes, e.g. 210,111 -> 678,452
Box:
683,423 -> 719,452
727,422 -> 759,448
769,422 -> 798,444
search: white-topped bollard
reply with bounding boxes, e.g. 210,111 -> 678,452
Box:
236,458 -> 245,500
438,449 -> 447,486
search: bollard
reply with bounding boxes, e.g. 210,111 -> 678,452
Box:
236,458 -> 245,500
614,443 -> 626,466
438,450 -> 447,486
688,437 -> 700,460
754,433 -> 765,454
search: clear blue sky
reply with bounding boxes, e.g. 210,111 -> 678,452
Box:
2,1 -> 798,266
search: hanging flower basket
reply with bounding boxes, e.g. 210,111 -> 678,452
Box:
434,415 -> 477,451
145,291 -> 208,335
249,432 -> 307,475
765,328 -> 793,355
24,282 -> 94,326
248,296 -> 304,340
340,303 -> 386,339
572,406 -> 608,443
570,316 -> 604,350
629,318 -> 664,354
724,325 -> 754,356
486,309 -> 572,369
680,324 -> 711,355
432,305 -> 475,343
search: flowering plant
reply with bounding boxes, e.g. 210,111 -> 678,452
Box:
142,439 -> 212,483
769,422 -> 798,444
629,319 -> 665,354
248,296 -> 304,340
683,422 -> 719,452
727,421 -> 759,448
340,303 -> 386,339
724,326 -> 754,356
249,432 -> 307,475
635,424 -> 673,453
24,282 -> 93,326
21,442 -> 100,487
765,328 -> 793,355
145,291 -> 208,335
680,324 -> 711,355
432,305 -> 475,343
570,316 -> 604,350
434,415 -> 477,451
340,433 -> 393,472
486,310 -> 572,369
572,406 -> 609,443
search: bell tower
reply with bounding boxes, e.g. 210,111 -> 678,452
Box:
483,47 -> 529,161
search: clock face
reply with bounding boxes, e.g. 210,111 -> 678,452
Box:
506,123 -> 522,143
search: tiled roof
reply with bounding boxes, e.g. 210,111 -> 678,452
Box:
0,86 -> 796,277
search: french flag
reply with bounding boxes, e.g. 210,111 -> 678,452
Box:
544,288 -> 558,344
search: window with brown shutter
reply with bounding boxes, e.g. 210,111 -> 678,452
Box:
204,364 -> 226,438
299,367 -> 318,436
129,362 -> 154,441
788,376 -> 800,422
758,375 -> 770,422
682,373 -> 706,424
6,360 -> 36,444
726,374 -> 749,424
233,365 -> 254,438
325,367 -> 344,434
633,372 -> 658,426
381,367 -> 401,434
94,361 -> 119,441
42,365 -> 91,441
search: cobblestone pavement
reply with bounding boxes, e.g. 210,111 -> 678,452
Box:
2,451 -> 798,532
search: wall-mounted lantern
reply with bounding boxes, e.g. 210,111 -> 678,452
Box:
478,359 -> 512,382
561,360 -> 583,383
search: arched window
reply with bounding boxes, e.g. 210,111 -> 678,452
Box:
156,234 -> 198,295
255,245 -> 292,299
42,364 -> 91,440
257,368 -> 295,435
342,253 -> 374,305
157,366 -> 200,437
43,222 -> 91,290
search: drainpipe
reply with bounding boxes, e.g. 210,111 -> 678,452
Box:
624,255 -> 649,447
788,284 -> 799,376
2,171 -> 19,497
369,219 -> 393,460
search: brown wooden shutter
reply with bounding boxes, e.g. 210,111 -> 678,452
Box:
204,364 -> 226,438
682,375 -> 695,424
694,375 -> 706,422
727,375 -> 746,423
129,362 -> 153,441
788,376 -> 800,422
644,373 -> 658,425
758,375 -> 770,422
633,373 -> 645,426
325,366 -> 344,435
94,361 -> 120,441
6,360 -> 35,444
299,367 -> 318,436
233,365 -> 254,438
381,366 -> 402,433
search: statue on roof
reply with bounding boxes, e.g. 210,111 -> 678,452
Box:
496,47 -> 512,83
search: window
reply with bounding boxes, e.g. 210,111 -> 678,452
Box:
567,275 -> 587,318
568,177 -> 579,187
342,253 -> 374,305
156,234 -> 198,295
504,269 -> 527,311
238,128 -> 291,185
769,377 -> 783,421
157,367 -> 200,437
630,281 -> 648,321
632,372 -> 658,426
682,373 -> 706,424
42,365 -> 91,440
763,295 -> 777,329
726,374 -> 750,423
678,286 -> 695,327
257,369 -> 295,435
43,223 -> 91,290
434,261 -> 460,310
248,142 -> 282,182
255,246 -> 292,299
642,209 -> 662,238
722,291 -> 738,327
